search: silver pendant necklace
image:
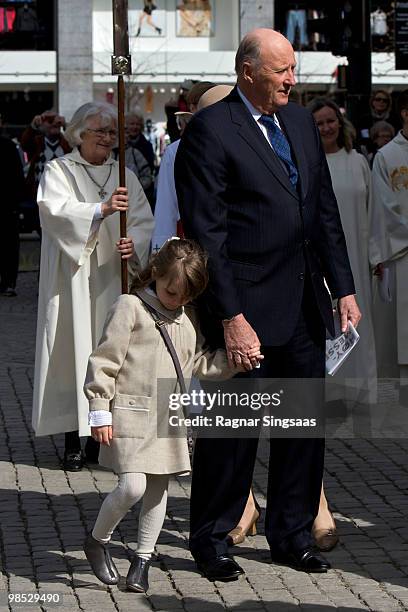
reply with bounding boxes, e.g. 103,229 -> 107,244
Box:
83,164 -> 113,199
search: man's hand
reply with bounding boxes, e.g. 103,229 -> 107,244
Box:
91,425 -> 112,446
337,294 -> 361,333
223,313 -> 262,370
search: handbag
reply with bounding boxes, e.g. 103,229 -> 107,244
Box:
138,294 -> 194,460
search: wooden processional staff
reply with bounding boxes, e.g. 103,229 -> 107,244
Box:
112,0 -> 132,294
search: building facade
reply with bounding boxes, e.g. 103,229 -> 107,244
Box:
0,0 -> 406,130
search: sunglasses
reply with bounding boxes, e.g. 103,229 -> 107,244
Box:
373,97 -> 388,102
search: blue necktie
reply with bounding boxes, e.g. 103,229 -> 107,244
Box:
259,115 -> 298,187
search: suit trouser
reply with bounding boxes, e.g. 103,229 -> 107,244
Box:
189,281 -> 326,561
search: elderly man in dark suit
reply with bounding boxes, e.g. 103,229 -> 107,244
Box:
175,28 -> 361,581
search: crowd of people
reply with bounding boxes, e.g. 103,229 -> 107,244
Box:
1,25 -> 407,595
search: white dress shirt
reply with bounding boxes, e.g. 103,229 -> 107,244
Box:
237,86 -> 282,146
237,87 -> 290,177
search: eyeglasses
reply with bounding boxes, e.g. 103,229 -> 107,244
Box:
373,97 -> 388,103
86,128 -> 118,139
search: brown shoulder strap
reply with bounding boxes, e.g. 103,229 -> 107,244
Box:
138,293 -> 195,461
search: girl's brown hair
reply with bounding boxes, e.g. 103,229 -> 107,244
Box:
130,238 -> 209,301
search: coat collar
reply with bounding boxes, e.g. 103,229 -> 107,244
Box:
226,87 -> 308,200
65,147 -> 116,167
136,289 -> 184,324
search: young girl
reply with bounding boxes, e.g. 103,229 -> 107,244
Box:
83,238 -> 262,592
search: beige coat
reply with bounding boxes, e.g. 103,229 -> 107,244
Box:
32,149 -> 154,437
84,290 -> 233,475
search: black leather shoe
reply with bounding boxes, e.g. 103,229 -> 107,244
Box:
271,547 -> 331,573
126,555 -> 151,592
197,555 -> 244,582
84,534 -> 119,585
63,451 -> 83,472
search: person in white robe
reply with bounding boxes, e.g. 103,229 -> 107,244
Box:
311,98 -> 377,407
309,98 -> 377,550
32,102 -> 154,471
151,83 -> 219,250
370,89 -> 408,407
151,138 -> 181,250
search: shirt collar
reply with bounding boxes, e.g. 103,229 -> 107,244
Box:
237,86 -> 263,121
237,87 -> 280,128
393,130 -> 408,146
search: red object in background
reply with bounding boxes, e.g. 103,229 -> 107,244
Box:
177,96 -> 188,112
106,88 -> 115,104
0,7 -> 16,33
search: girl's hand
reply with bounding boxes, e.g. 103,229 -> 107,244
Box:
234,349 -> 264,372
91,425 -> 112,446
102,187 -> 128,217
247,348 -> 264,371
116,237 -> 134,260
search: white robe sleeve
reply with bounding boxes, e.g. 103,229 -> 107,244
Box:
125,169 -> 154,270
38,160 -> 101,266
370,152 -> 408,266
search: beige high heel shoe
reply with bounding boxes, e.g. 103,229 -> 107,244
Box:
227,506 -> 260,545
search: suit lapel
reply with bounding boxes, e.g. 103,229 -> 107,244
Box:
228,93 -> 298,199
277,108 -> 309,201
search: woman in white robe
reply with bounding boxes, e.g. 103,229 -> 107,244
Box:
311,99 -> 377,407
308,98 -> 377,550
32,102 -> 154,471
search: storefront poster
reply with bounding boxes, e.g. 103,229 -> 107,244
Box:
176,1 -> 214,37
130,0 -> 165,37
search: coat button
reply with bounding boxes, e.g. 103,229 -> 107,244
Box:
299,273 -> 305,280
129,400 -> 135,405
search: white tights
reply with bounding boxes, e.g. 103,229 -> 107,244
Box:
92,473 -> 169,559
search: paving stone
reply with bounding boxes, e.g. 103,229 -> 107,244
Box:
2,271 -> 408,611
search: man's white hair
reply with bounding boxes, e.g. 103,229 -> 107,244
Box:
235,33 -> 262,75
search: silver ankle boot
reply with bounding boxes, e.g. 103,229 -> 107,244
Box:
83,534 -> 119,585
126,554 -> 151,592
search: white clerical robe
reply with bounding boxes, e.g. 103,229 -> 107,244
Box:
370,132 -> 408,381
32,148 -> 154,437
326,148 -> 377,404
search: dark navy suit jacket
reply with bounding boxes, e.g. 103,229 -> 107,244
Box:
175,88 -> 355,347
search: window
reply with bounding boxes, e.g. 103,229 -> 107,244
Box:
274,1 -> 394,53
0,0 -> 55,50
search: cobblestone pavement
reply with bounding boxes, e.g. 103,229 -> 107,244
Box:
1,267 -> 408,612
